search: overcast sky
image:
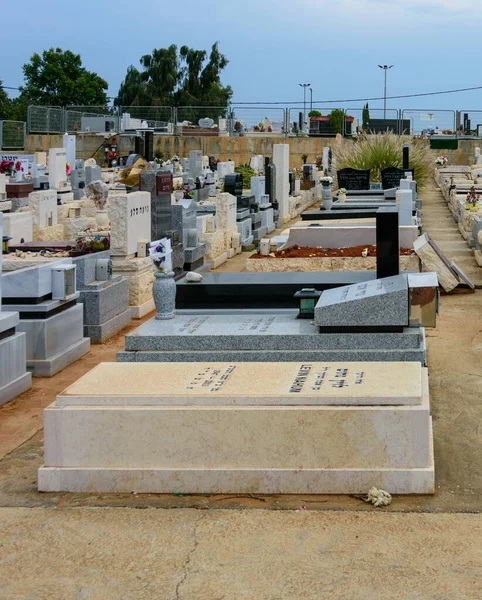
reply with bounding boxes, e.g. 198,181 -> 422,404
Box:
3,0 -> 481,121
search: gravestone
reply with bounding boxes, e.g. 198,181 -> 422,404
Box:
109,192 -> 151,258
144,132 -> 154,162
189,150 -> 203,179
273,144 -> 289,219
48,148 -> 67,189
376,207 -> 400,279
224,173 -> 243,198
265,162 -> 277,207
62,134 -> 76,171
250,176 -> 266,203
381,167 -> 414,190
315,275 -> 409,329
403,144 -> 410,170
139,171 -> 174,241
85,165 -> 101,185
337,168 -> 371,191
28,190 -> 58,228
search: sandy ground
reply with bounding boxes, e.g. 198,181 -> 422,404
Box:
0,182 -> 481,598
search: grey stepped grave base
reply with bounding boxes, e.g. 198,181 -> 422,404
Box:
117,312 -> 426,364
84,308 -> 132,344
28,337 -> 90,377
0,371 -> 32,407
78,278 -> 131,343
0,324 -> 32,406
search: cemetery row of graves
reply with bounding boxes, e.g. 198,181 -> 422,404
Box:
0,131 -> 480,498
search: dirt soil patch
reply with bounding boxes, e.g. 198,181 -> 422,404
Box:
250,244 -> 415,259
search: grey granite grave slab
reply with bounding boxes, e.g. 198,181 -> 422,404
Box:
314,274 -> 409,328
123,313 -> 422,352
84,308 -> 132,344
252,226 -> 268,239
0,332 -> 32,406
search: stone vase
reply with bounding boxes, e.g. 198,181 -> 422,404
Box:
322,185 -> 333,211
174,190 -> 184,202
337,193 -> 347,204
153,271 -> 176,320
95,209 -> 110,229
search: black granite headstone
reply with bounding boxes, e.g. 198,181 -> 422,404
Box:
139,171 -> 173,241
381,167 -> 414,190
265,163 -> 277,205
376,207 -> 400,279
144,132 -> 154,162
403,144 -> 410,170
134,136 -> 143,156
337,168 -> 371,190
224,173 -> 243,198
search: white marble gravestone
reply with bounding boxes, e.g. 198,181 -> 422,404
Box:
62,134 -> 76,171
48,148 -> 67,189
273,144 -> 290,221
28,190 -> 58,228
109,192 -> 151,258
250,176 -> 266,203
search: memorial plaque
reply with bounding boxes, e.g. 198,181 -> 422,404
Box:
376,207 -> 400,279
381,167 -> 414,190
224,173 -> 243,198
315,274 -> 409,328
156,172 -> 173,195
57,361 -> 424,406
337,168 -> 371,191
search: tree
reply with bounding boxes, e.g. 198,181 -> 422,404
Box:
328,109 -> 345,134
362,103 -> 370,130
308,110 -> 321,118
19,48 -> 108,107
115,43 -> 232,110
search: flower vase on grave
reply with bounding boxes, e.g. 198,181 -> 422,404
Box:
322,186 -> 333,210
153,271 -> 176,320
174,190 -> 184,202
337,193 -> 346,204
95,209 -> 110,230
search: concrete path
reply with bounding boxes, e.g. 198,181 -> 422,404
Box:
1,508 -> 481,600
421,183 -> 482,287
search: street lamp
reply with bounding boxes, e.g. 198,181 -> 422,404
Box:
378,65 -> 393,119
309,87 -> 313,113
299,83 -> 311,131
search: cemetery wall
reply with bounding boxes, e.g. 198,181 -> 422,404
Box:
21,134 -> 482,167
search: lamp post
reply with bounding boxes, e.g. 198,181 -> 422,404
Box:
378,65 -> 393,119
309,87 -> 313,113
299,83 -> 311,131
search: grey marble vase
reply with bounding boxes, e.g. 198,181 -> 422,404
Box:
153,271 -> 176,320
321,185 -> 333,210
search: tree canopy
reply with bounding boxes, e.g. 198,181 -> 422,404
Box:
114,42 -> 232,108
19,48 -> 108,107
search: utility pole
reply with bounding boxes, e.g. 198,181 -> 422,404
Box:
299,83 -> 311,131
378,65 -> 393,119
309,87 -> 313,113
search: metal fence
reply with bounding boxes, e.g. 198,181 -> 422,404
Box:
231,107 -> 286,135
27,105 -> 64,133
400,109 -> 456,137
0,120 -> 26,150
24,104 -> 482,138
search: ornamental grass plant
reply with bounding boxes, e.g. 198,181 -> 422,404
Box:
331,133 -> 434,190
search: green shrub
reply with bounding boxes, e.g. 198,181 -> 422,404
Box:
234,165 -> 257,188
331,133 -> 433,190
328,109 -> 345,134
308,110 -> 321,118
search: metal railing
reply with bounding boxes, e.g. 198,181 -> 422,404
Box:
0,120 -> 26,150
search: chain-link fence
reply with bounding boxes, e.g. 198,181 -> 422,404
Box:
0,121 -> 26,150
119,106 -> 173,132
457,110 -> 482,136
343,108 -> 400,135
27,106 -> 64,133
401,109 -> 456,137
230,106 -> 286,135
175,106 -> 229,135
66,106 -> 120,133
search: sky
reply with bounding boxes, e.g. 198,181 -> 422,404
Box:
2,0 -> 482,127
